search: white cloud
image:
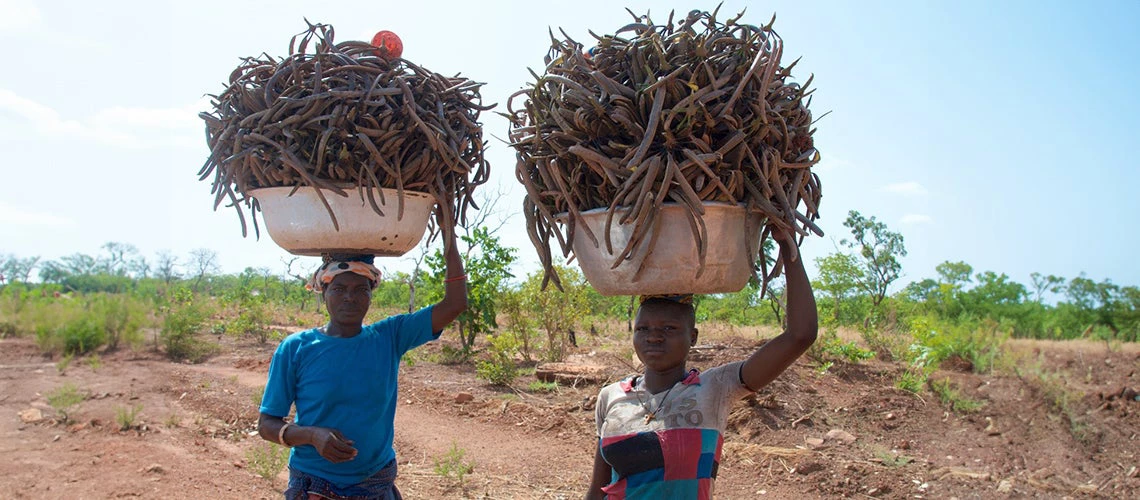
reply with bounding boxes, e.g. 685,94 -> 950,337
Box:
812,153 -> 851,173
0,88 -> 205,149
881,181 -> 929,197
901,214 -> 932,225
92,96 -> 210,131
0,203 -> 73,226
0,0 -> 41,33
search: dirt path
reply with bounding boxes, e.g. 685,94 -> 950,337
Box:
2,335 -> 1137,499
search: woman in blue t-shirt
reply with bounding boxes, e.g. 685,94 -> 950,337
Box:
257,229 -> 467,500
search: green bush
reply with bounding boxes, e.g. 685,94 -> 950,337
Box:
56,353 -> 74,374
57,318 -> 104,356
246,442 -> 290,479
895,370 -> 925,393
433,441 -> 474,485
527,380 -> 558,393
47,383 -> 85,423
92,294 -> 144,350
908,315 -> 1008,373
161,289 -> 217,363
114,403 -> 143,431
519,265 -> 590,362
431,344 -> 470,365
809,329 -> 875,364
475,333 -> 520,386
930,378 -> 984,413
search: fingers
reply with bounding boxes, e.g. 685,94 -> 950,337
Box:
321,430 -> 359,463
330,431 -> 357,451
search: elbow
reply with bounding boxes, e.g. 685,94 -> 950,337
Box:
256,414 -> 277,443
793,322 -> 818,349
445,295 -> 468,318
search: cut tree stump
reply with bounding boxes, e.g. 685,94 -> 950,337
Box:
535,363 -> 611,385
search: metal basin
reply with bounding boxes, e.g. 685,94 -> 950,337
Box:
568,203 -> 763,296
251,186 -> 435,257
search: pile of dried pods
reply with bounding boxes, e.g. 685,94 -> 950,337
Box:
507,8 -> 823,290
199,21 -> 493,241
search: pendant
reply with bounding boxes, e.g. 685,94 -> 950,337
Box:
644,412 -> 656,424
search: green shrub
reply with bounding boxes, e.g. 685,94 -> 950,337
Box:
0,320 -> 17,338
433,441 -> 474,485
92,294 -> 144,350
35,324 -> 59,354
527,380 -> 559,393
115,403 -> 143,430
47,383 -> 85,423
1023,367 -> 1097,445
930,378 -> 984,413
810,329 -> 875,364
246,442 -> 290,479
908,315 -> 1008,373
56,353 -> 73,375
251,386 -> 265,406
57,318 -> 104,355
161,290 -> 217,363
815,360 -> 834,375
475,333 -> 520,386
431,344 -> 470,365
227,302 -> 271,344
895,370 -> 925,393
872,446 -> 913,467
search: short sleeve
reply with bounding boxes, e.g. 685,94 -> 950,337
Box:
374,305 -> 437,357
700,361 -> 752,404
260,335 -> 298,417
595,386 -> 611,438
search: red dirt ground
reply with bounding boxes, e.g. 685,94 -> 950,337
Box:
1,328 -> 1136,499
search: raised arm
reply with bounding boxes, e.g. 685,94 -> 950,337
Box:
740,230 -> 819,391
431,223 -> 468,332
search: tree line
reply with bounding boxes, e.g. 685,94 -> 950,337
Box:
2,209 -> 1137,361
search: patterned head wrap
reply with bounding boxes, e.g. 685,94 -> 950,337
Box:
638,294 -> 695,305
307,260 -> 381,293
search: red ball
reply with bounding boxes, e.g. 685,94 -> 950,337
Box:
371,30 -> 403,59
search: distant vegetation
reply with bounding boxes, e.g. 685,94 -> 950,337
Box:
1,213 -> 1136,381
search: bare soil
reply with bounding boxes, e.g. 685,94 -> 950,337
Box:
1,327 -> 1137,499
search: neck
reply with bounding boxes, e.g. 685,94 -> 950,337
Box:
642,363 -> 687,393
323,321 -> 362,338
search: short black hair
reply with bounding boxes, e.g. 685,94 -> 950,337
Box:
637,298 -> 696,329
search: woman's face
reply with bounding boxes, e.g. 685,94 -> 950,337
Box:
323,272 -> 373,325
632,302 -> 697,372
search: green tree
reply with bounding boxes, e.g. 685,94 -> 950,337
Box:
0,254 -> 40,284
99,242 -> 139,276
155,251 -> 181,285
814,252 -> 863,324
936,261 -> 973,290
932,260 -> 974,318
841,210 -> 907,308
1029,272 -> 1065,304
188,248 -> 220,292
427,226 -> 515,353
520,264 -> 591,361
1065,276 -> 1130,338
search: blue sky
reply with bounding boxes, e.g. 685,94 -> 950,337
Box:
1,0 -> 1137,290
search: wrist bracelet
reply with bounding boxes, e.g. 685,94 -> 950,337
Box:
444,274 -> 467,283
278,422 -> 292,447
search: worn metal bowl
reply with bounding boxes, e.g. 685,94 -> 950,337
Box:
566,203 -> 763,296
250,186 -> 435,257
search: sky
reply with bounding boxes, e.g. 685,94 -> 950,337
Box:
1,0 -> 1138,291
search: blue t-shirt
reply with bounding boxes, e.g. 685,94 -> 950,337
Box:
260,306 -> 437,487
